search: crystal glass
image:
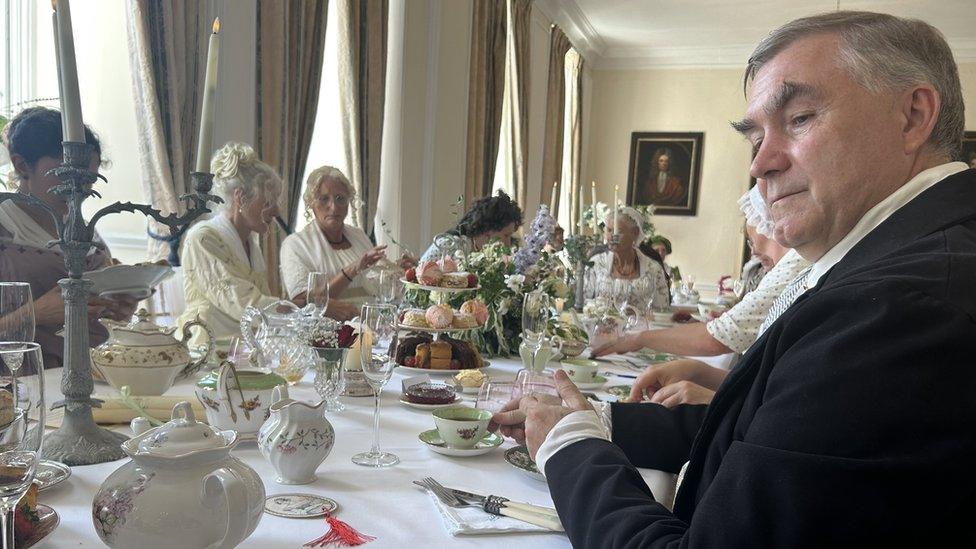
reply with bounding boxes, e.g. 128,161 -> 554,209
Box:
352,303 -> 399,467
0,284 -> 35,372
312,347 -> 347,412
515,369 -> 559,399
476,381 -> 517,413
521,290 -> 552,372
0,343 -> 44,549
306,272 -> 330,317
376,269 -> 397,304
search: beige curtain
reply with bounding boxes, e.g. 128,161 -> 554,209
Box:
336,0 -> 388,232
464,0 -> 507,207
125,0 -> 207,263
502,0 -> 531,207
256,0 -> 329,295
540,26 -> 572,224
561,48 -> 583,234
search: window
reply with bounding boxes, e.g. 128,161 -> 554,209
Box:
556,48 -> 581,230
0,0 -> 38,179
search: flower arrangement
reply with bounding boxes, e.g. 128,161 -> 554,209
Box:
513,205 -> 556,274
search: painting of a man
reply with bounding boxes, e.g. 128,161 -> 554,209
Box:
627,132 -> 703,216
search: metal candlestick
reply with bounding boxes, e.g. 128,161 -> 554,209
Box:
0,141 -> 221,465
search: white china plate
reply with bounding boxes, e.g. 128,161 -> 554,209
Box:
419,430 -> 503,457
84,263 -> 173,297
34,460 -> 71,492
395,363 -> 490,376
504,445 -> 546,482
571,375 -> 608,390
401,280 -> 481,293
265,493 -> 338,519
398,395 -> 464,410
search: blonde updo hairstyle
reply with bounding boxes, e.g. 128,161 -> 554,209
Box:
302,165 -> 356,222
210,142 -> 283,213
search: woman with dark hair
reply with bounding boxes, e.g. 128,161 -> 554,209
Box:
420,190 -> 523,261
0,107 -> 137,369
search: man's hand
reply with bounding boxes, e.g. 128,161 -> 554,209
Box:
592,332 -> 646,357
490,370 -> 594,459
649,380 -> 716,408
629,359 -> 728,402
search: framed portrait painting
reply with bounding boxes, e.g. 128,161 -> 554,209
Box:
626,132 -> 704,216
963,131 -> 976,170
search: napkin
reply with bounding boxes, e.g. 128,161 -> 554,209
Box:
421,487 -> 551,536
45,396 -> 206,428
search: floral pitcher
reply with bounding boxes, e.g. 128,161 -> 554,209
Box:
258,386 -> 335,485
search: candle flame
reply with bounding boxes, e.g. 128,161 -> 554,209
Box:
591,181 -> 596,188
212,17 -> 220,34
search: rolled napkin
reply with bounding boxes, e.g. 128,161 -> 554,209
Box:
420,487 -> 559,536
45,395 -> 207,428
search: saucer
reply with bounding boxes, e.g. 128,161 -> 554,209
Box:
265,493 -> 339,519
399,395 -> 464,410
504,445 -> 546,482
571,375 -> 607,390
34,460 -> 71,492
606,385 -> 633,398
419,429 -> 502,457
22,504 -> 59,547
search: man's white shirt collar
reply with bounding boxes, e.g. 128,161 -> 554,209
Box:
805,162 -> 969,289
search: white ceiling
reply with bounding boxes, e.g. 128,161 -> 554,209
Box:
534,0 -> 976,69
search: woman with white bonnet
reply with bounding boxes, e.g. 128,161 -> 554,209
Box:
588,206 -> 671,310
279,165 -> 416,321
178,142 -> 285,345
593,183 -> 809,363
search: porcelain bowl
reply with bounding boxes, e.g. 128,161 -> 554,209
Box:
95,362 -> 183,396
84,263 -> 174,298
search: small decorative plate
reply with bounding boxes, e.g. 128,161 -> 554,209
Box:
635,350 -> 681,364
572,375 -> 608,390
399,395 -> 464,410
34,460 -> 71,492
21,504 -> 59,548
606,385 -> 633,398
265,493 -> 339,519
395,363 -> 490,376
419,430 -> 503,457
504,445 -> 546,482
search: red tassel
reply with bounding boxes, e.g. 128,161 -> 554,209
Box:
303,513 -> 376,547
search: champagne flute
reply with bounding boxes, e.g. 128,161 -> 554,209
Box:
352,303 -> 399,467
0,283 -> 35,372
306,272 -> 330,317
0,343 -> 44,549
376,269 -> 397,304
521,290 -> 552,372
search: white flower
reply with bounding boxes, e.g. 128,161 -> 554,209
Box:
504,274 -> 525,292
497,297 -> 510,316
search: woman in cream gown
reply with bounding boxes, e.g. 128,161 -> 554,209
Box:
178,142 -> 284,346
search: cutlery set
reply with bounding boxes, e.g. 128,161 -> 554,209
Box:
414,477 -> 564,531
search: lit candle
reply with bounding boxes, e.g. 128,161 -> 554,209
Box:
549,181 -> 558,213
195,18 -> 221,173
590,181 -> 597,234
52,0 -> 84,143
612,185 -> 619,235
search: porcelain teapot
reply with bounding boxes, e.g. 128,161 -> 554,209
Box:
240,300 -> 314,383
92,308 -> 214,376
258,386 -> 335,484
93,402 -> 265,549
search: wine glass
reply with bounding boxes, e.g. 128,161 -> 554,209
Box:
521,290 -> 552,372
376,269 -> 397,304
0,283 -> 35,372
0,343 -> 44,549
306,272 -> 330,317
352,303 -> 399,467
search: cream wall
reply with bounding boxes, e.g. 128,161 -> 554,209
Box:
585,61 -> 976,285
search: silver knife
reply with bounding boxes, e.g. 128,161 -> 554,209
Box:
448,487 -> 561,518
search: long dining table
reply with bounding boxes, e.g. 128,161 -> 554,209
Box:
35,350 -> 730,548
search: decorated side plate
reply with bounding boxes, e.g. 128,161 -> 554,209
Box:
265,494 -> 339,519
634,350 -> 681,364
571,375 -> 608,390
34,460 -> 71,492
395,362 -> 490,376
400,280 -> 480,293
21,504 -> 59,548
606,385 -> 633,398
419,430 -> 503,457
504,445 -> 546,482
399,395 -> 464,410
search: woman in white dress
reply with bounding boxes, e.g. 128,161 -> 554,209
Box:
178,142 -> 284,346
588,206 -> 671,311
279,166 -> 414,320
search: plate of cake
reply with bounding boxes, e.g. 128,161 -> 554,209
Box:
399,382 -> 463,409
402,257 -> 480,292
398,301 -> 489,333
394,334 -> 488,374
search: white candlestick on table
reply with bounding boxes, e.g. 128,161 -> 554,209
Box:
195,18 -> 221,173
52,0 -> 84,143
590,181 -> 597,234
549,181 -> 558,214
612,185 -> 619,235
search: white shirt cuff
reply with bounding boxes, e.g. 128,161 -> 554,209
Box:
535,409 -> 611,477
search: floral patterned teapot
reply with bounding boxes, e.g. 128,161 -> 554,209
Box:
92,308 -> 214,378
92,402 -> 265,549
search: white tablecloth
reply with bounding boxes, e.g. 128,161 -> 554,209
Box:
36,353 -> 719,548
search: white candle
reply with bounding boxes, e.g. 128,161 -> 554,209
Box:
195,18 -> 221,173
612,185 -> 619,235
52,0 -> 84,143
549,181 -> 558,213
590,181 -> 597,234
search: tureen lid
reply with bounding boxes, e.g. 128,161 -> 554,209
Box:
136,402 -> 231,456
196,368 -> 286,391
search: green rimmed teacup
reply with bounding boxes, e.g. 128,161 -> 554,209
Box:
561,358 -> 599,383
432,407 -> 493,449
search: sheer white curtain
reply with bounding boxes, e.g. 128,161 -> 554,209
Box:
557,48 -> 582,233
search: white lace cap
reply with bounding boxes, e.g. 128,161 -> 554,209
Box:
738,185 -> 774,238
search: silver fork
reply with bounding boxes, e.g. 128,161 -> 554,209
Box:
416,478 -> 564,531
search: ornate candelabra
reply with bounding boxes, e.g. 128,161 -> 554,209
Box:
564,234 -> 608,312
0,141 -> 221,465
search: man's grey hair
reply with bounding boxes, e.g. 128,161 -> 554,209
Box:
744,11 -> 965,160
